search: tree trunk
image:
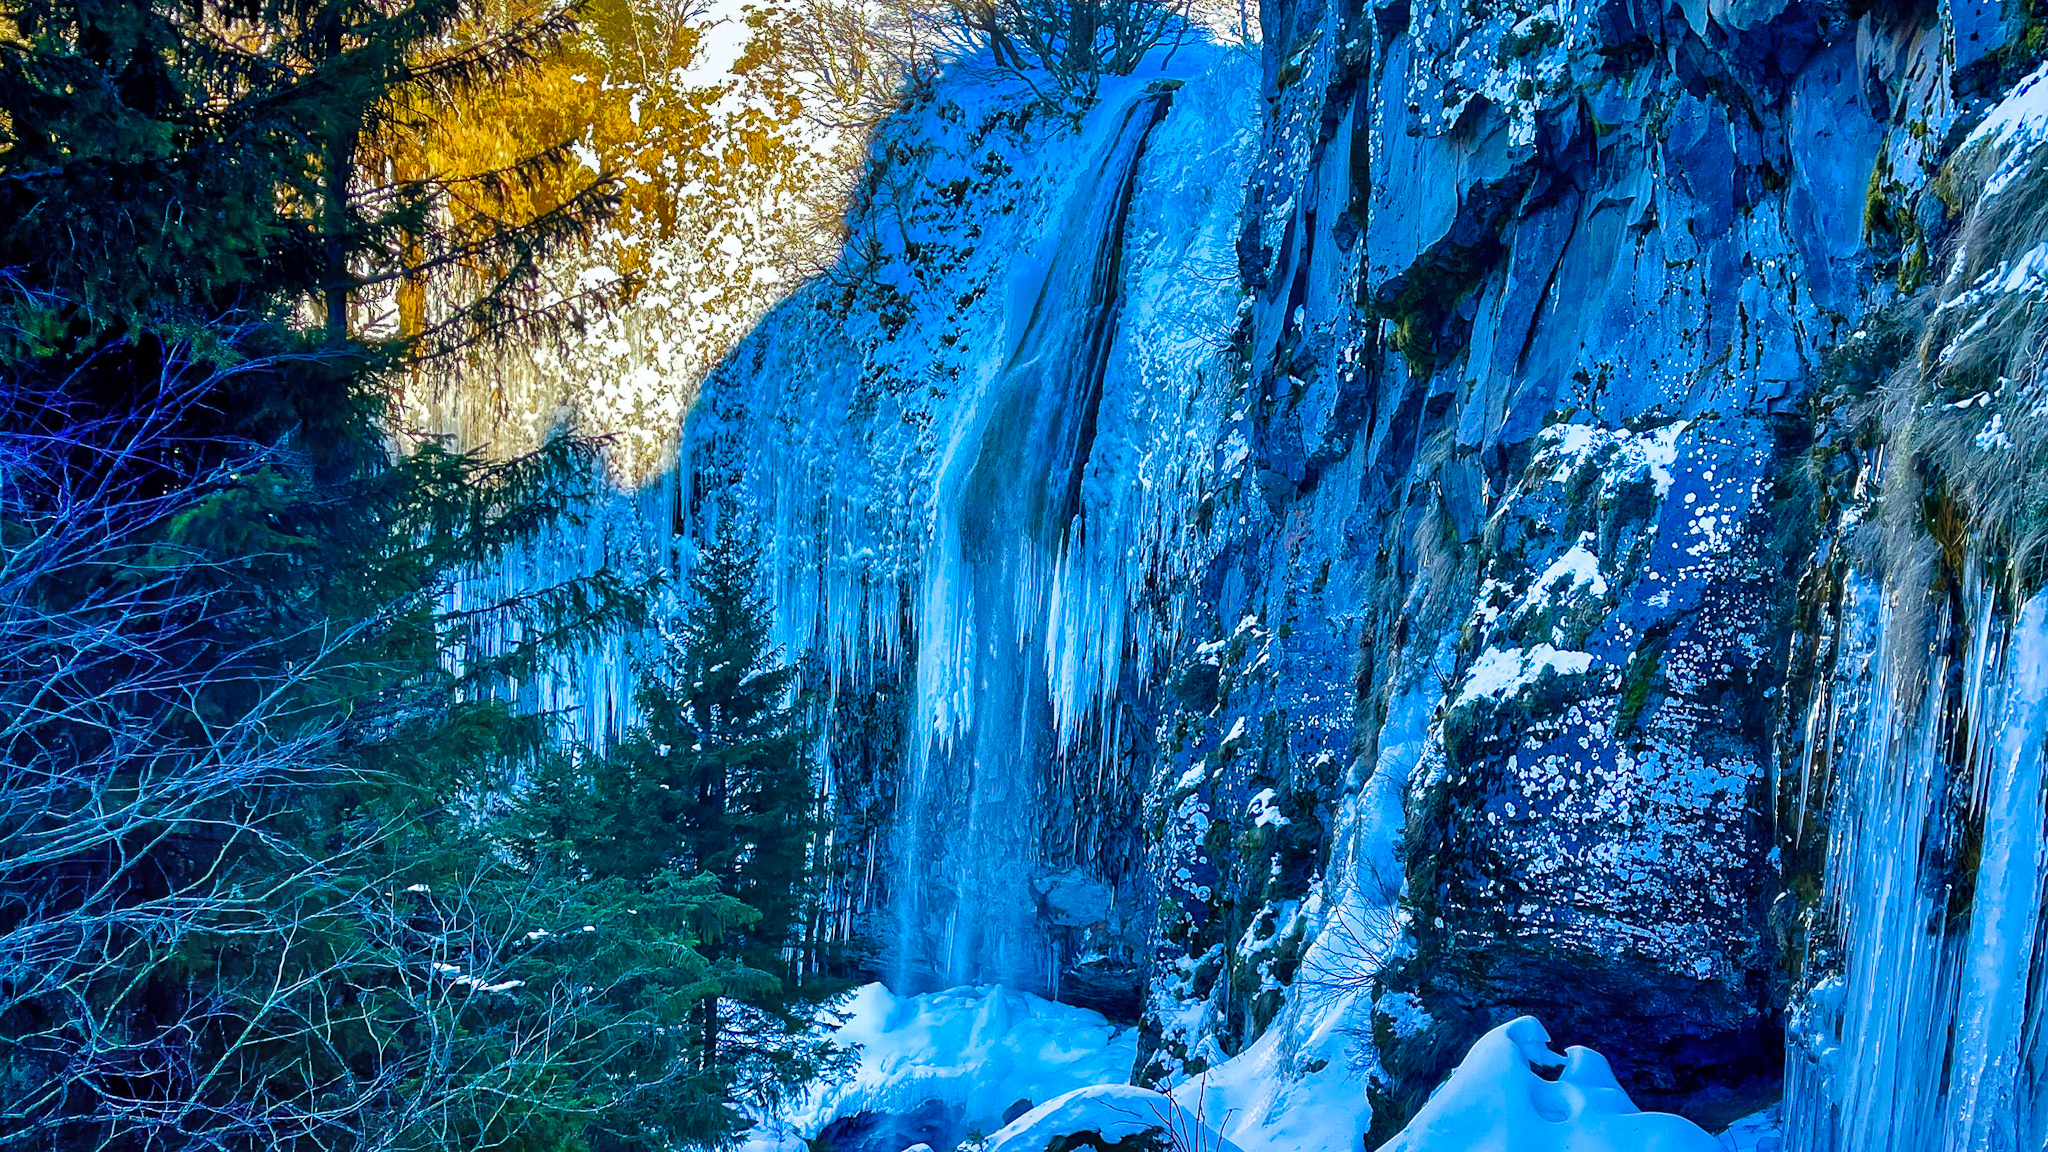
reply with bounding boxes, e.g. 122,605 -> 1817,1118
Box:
322,8 -> 353,345
700,996 -> 719,1070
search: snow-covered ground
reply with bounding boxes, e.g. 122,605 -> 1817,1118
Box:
986,1085 -> 1242,1152
746,984 -> 1138,1150
745,981 -> 1773,1152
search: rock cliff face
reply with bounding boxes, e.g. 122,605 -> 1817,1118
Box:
669,0 -> 2048,1140
1217,0 -> 2048,1135
1227,0 -> 1892,1122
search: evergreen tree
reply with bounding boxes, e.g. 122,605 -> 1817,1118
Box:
524,528 -> 844,1130
0,1 -> 752,1150
0,0 -> 613,346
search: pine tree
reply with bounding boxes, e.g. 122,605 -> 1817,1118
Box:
543,527 -> 844,1127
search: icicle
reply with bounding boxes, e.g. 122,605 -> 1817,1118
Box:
1785,571 -> 2048,1151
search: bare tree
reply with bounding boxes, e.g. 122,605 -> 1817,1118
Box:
1290,855 -> 1407,1008
0,337 -> 682,1151
950,0 -> 1199,106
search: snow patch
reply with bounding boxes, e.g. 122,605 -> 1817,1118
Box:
1456,646 -> 1598,706
1524,535 -> 1608,608
764,984 -> 1137,1145
1964,62 -> 2048,197
1534,420 -> 1687,497
1247,788 -> 1290,828
1378,1017 -> 1720,1152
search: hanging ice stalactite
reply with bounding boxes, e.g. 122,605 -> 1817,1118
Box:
1784,569 -> 2048,1151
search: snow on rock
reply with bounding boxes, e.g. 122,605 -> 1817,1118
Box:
1533,420 -> 1687,499
1379,1017 -> 1721,1152
1523,536 -> 1608,608
984,1085 -> 1242,1152
776,984 -> 1138,1143
1171,999 -> 1375,1152
1963,61 -> 2048,197
1455,645 -> 1598,706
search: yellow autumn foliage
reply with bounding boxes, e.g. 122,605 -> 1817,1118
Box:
386,0 -> 908,478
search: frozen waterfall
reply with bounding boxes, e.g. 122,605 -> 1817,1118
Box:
902,88 -> 1174,990
675,53 -> 1256,1004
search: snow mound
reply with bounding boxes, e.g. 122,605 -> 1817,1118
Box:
986,1084 -> 1243,1152
1380,1017 -> 1720,1152
779,984 -> 1138,1143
